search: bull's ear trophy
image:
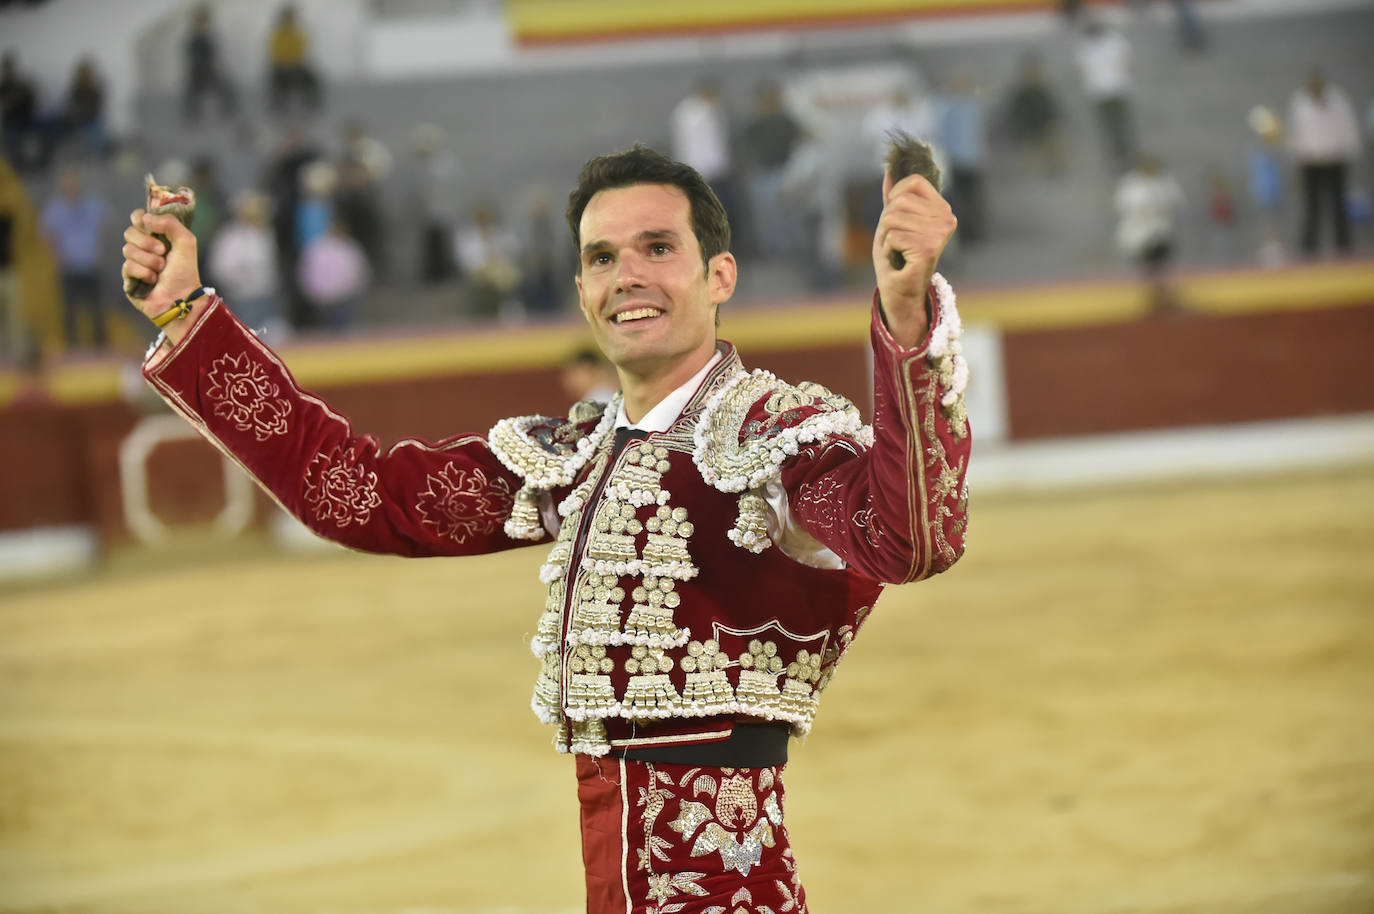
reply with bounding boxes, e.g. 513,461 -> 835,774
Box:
124,173 -> 197,300
884,130 -> 942,271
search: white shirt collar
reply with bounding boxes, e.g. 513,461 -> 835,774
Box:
614,349 -> 724,433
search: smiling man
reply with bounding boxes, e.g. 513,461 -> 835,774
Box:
120,142 -> 969,913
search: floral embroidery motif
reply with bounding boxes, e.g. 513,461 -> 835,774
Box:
414,463 -> 512,543
206,353 -> 291,441
794,477 -> 843,531
639,764 -> 804,914
303,444 -> 382,528
851,507 -> 884,547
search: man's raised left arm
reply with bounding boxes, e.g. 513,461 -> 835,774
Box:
780,168 -> 969,583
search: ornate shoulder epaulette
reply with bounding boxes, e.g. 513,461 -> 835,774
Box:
488,396 -> 619,539
694,372 -> 873,552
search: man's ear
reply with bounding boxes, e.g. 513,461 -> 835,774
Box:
707,252 -> 737,306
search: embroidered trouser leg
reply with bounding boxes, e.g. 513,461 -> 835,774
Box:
575,754 -> 808,914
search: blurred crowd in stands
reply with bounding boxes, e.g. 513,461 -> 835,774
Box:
0,0 -> 1370,368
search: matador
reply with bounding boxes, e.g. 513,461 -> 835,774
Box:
120,144 -> 970,913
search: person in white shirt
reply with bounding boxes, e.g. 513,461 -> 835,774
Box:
1287,68 -> 1362,255
207,191 -> 283,340
670,79 -> 741,246
1075,18 -> 1137,173
1115,154 -> 1185,313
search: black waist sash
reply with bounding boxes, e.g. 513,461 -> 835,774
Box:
618,721 -> 790,767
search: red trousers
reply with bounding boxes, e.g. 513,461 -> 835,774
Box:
576,754 -> 809,914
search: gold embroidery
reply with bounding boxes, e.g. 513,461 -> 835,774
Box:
504,484 -> 544,540
738,638 -> 784,674
567,716 -> 608,755
668,800 -> 713,839
786,649 -> 823,685
780,678 -> 818,719
643,532 -> 692,566
918,379 -> 959,568
682,670 -> 735,706
488,399 -> 617,489
623,671 -> 682,716
566,671 -> 617,717
730,492 -> 772,553
734,669 -> 783,716
694,369 -> 869,498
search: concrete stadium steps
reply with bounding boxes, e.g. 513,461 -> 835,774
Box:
123,4 -> 1374,301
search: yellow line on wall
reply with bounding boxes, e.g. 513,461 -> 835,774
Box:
508,0 -> 1048,41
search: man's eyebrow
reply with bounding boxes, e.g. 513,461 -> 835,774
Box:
580,230 -> 683,258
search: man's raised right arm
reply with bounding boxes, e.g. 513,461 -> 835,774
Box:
122,208 -> 538,558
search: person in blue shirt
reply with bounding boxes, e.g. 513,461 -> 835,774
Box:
40,168 -> 109,348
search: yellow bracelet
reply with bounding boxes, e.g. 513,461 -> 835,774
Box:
149,286 -> 208,328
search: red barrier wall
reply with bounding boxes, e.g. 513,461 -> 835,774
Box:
4,300 -> 1371,543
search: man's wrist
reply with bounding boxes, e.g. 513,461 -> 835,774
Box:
877,288 -> 934,351
155,285 -> 213,346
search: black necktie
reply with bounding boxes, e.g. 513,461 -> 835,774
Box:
612,426 -> 646,458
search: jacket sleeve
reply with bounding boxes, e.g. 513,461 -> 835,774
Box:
780,274 -> 970,583
143,295 -> 539,557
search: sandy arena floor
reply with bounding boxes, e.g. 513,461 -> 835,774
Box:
1,467 -> 1372,914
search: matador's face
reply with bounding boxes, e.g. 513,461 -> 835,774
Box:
574,183 -> 735,386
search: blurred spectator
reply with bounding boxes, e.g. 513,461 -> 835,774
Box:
1000,52 -> 1065,177
63,58 -> 108,159
1205,164 -> 1237,259
454,200 -> 520,321
1,52 -> 46,171
1169,0 -> 1208,53
779,128 -> 847,291
1075,18 -> 1138,173
518,190 -> 564,318
561,346 -> 618,404
936,72 -> 990,244
0,164 -> 20,358
1115,154 -> 1184,314
861,86 -> 941,233
188,155 -> 229,253
1124,0 -> 1206,50
268,5 -> 323,114
1245,105 -> 1286,266
862,86 -> 939,172
740,81 -> 803,260
670,78 -> 740,245
335,120 -> 390,280
409,122 -> 460,285
299,219 -> 369,331
208,191 -> 283,339
40,168 -> 108,348
296,159 -> 335,256
183,5 -> 238,123
266,127 -> 321,329
1287,67 -> 1361,256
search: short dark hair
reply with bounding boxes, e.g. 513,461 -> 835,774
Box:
565,144 -> 730,271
